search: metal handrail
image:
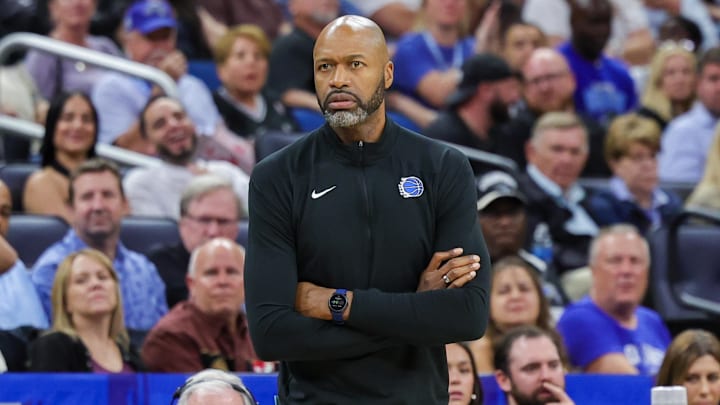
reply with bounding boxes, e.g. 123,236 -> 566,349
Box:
0,115 -> 160,168
438,140 -> 519,175
0,32 -> 177,98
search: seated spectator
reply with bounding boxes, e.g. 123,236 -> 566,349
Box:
172,368 -> 258,405
267,0 -> 340,115
494,325 -> 575,405
92,0 -> 254,173
23,92 -> 98,223
446,342 -> 483,404
142,238 -> 256,372
422,53 -> 518,174
475,171 -> 567,306
29,249 -> 144,372
557,224 -> 671,375
212,25 -> 298,139
500,21 -> 546,72
656,329 -> 720,405
645,0 -> 719,52
687,130 -> 720,211
391,0 -> 476,110
658,47 -> 720,183
32,159 -> 167,343
495,48 -> 610,177
24,0 -> 122,101
559,0 -> 638,125
346,0 -> 419,39
122,96 -> 249,219
518,112 -> 599,295
148,175 -> 241,308
637,43 -> 696,130
0,328 -> 36,372
468,256 -> 555,374
588,113 -> 683,234
0,179 -> 48,330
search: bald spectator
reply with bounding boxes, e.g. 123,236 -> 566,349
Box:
558,0 -> 637,125
557,224 -> 671,375
494,325 -> 575,405
122,96 -> 249,220
423,53 -> 519,174
519,112 -> 600,299
142,238 -> 256,372
148,175 -> 242,308
174,368 -> 257,405
496,48 -> 610,177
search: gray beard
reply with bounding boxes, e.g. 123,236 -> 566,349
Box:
324,109 -> 369,128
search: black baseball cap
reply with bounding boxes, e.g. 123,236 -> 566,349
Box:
476,171 -> 526,211
446,53 -> 514,108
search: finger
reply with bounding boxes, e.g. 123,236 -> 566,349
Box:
444,261 -> 481,282
542,382 -> 571,401
443,254 -> 481,270
448,270 -> 476,288
427,248 -> 463,271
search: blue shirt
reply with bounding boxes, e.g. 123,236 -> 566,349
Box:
0,260 -> 48,330
392,32 -> 475,106
31,229 -> 167,331
557,298 -> 671,375
558,42 -> 637,124
658,102 -> 718,183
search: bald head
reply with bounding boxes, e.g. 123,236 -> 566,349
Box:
315,15 -> 388,62
522,48 -> 575,113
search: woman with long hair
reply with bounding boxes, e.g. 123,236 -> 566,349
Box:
656,329 -> 720,405
23,92 -> 97,223
446,342 -> 484,404
29,249 -> 142,372
467,255 -> 556,374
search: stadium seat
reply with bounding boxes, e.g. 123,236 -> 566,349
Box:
0,163 -> 39,212
6,214 -> 69,267
119,216 -> 180,256
255,132 -> 303,162
187,59 -> 221,91
647,208 -> 720,332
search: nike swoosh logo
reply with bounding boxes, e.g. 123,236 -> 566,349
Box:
311,186 -> 337,199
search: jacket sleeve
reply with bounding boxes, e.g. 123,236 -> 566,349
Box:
28,332 -> 86,372
245,167 -> 398,362
345,149 -> 490,345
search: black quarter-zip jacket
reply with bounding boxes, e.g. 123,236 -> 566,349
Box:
245,118 -> 491,404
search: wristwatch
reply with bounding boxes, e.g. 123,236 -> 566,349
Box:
328,289 -> 348,325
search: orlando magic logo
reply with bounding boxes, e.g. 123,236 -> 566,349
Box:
398,176 -> 424,198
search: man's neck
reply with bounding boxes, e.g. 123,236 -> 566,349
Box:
79,233 -> 119,261
295,18 -> 325,39
591,293 -> 638,328
333,111 -> 386,144
458,105 -> 490,140
428,23 -> 460,47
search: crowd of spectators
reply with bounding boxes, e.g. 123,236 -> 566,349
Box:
2,0 -> 720,404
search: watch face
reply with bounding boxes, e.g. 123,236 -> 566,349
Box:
329,293 -> 347,311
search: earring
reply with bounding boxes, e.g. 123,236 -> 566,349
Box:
471,394 -> 477,400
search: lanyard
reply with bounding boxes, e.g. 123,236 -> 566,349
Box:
422,32 -> 464,71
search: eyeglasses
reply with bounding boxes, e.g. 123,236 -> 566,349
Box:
184,214 -> 237,228
658,39 -> 695,53
170,379 -> 258,405
523,71 -> 568,88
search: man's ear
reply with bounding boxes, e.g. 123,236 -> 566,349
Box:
494,369 -> 512,393
384,61 -> 394,89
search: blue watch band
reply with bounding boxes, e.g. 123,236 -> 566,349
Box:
328,288 -> 348,325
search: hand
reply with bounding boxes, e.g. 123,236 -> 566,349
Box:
474,0 -> 502,53
416,248 -> 480,292
157,50 -> 187,82
295,281 -> 334,321
543,382 -> 575,405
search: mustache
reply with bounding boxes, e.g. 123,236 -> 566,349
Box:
322,90 -> 361,110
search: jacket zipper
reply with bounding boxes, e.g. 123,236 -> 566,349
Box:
359,141 -> 374,285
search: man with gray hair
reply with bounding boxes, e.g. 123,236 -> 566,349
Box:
519,111 -> 600,299
174,369 -> 257,405
142,237 -> 256,372
148,174 -> 242,308
557,224 -> 670,375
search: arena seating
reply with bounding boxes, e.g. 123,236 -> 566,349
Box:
0,162 -> 38,213
6,214 -> 68,266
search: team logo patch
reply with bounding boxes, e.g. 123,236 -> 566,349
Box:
398,176 -> 424,198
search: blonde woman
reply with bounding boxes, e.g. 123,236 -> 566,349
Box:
638,43 -> 696,130
29,249 -> 142,372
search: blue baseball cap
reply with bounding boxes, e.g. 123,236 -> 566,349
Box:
123,0 -> 177,35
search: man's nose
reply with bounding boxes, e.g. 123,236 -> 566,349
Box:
329,66 -> 350,88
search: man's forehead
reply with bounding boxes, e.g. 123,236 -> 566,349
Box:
509,336 -> 559,364
74,171 -> 120,190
